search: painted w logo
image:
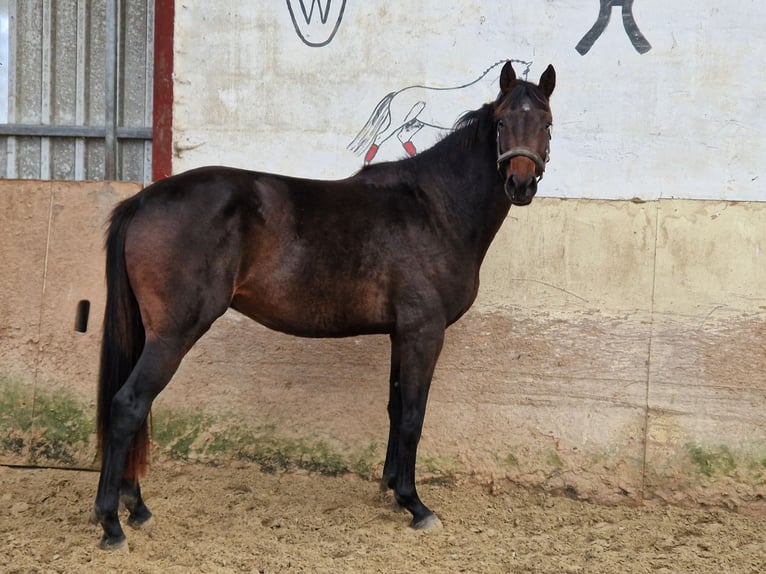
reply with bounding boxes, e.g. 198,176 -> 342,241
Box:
297,0 -> 333,25
286,0 -> 347,47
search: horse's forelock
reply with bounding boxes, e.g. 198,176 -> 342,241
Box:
494,82 -> 549,118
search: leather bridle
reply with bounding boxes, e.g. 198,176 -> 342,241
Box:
496,125 -> 551,181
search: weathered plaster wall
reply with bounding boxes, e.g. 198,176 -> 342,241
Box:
1,181 -> 763,511
172,1 -> 764,202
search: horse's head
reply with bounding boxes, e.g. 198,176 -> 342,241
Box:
494,61 -> 555,206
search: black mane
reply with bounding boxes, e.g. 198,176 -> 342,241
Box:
401,101 -> 496,168
432,80 -> 551,156
451,102 -> 495,153
355,80 -> 550,182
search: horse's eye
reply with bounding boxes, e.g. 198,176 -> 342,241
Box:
497,119 -> 505,130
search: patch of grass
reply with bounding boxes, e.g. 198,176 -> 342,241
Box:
349,441 -> 381,480
152,410 -> 211,460
296,440 -> 347,475
546,450 -> 564,470
744,455 -> 766,480
503,451 -> 520,467
0,375 -> 93,465
235,433 -> 349,476
491,449 -> 520,467
236,438 -> 292,474
30,390 -> 92,465
0,375 -> 34,431
1,435 -> 24,455
152,410 -> 380,479
418,455 -> 457,486
205,426 -> 248,456
687,444 -> 737,477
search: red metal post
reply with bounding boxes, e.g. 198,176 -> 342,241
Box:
152,0 -> 174,181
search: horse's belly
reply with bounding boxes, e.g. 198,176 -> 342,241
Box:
230,281 -> 393,338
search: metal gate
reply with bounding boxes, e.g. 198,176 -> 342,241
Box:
0,0 -> 154,183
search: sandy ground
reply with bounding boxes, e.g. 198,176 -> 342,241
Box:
1,461 -> 765,574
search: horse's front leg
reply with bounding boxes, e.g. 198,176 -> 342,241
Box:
381,334 -> 401,492
392,322 -> 445,529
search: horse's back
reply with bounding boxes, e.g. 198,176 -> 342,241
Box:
117,165 -> 476,338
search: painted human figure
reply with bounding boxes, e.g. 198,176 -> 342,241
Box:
576,0 -> 651,55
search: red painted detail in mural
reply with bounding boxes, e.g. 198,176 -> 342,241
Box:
364,144 -> 379,164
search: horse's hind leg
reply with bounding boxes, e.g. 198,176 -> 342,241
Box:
94,338 -> 189,549
120,477 -> 153,530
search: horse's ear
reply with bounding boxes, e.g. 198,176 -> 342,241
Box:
499,61 -> 517,94
539,64 -> 556,98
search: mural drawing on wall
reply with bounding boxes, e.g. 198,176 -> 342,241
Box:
286,0 -> 346,47
576,0 -> 651,55
348,59 -> 533,164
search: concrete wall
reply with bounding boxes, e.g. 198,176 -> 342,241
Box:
1,0 -> 764,510
0,180 -> 139,467
1,180 -> 764,512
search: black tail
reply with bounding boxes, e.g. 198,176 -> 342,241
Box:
97,197 -> 149,480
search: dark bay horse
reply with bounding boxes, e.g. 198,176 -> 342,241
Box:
92,60 -> 555,550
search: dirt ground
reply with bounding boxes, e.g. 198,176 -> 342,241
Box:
1,461 -> 765,574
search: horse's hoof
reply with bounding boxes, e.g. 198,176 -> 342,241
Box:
120,493 -> 138,512
99,535 -> 128,552
411,513 -> 443,531
127,513 -> 154,532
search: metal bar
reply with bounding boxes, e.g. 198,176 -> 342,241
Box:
143,0 -> 154,184
74,0 -> 86,179
0,0 -> 9,123
118,126 -> 153,139
39,0 -> 51,178
0,123 -> 151,138
104,0 -> 118,179
5,0 -> 16,177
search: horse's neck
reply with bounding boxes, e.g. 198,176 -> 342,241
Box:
415,147 -> 511,263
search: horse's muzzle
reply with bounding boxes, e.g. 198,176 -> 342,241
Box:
505,173 -> 538,206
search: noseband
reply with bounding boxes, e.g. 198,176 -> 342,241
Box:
496,128 -> 550,181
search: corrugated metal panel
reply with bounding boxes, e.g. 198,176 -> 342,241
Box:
0,1 -> 7,125
0,0 -> 153,183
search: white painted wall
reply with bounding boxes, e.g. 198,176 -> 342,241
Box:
173,1 -> 765,201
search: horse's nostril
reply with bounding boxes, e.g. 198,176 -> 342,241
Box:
504,171 -> 538,205
508,173 -> 535,194
525,175 -> 538,196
